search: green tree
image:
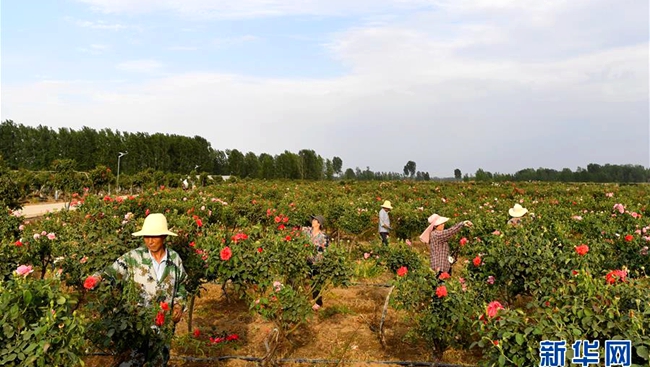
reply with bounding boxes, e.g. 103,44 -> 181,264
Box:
332,157 -> 343,176
243,152 -> 260,178
324,159 -> 334,180
403,161 -> 416,178
344,168 -> 356,180
259,153 -> 276,179
227,149 -> 245,177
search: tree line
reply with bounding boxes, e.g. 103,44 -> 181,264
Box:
2,120 -> 648,183
463,165 -> 650,183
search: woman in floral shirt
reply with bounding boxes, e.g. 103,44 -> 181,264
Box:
302,215 -> 328,310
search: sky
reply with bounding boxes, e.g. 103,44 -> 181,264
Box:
1,0 -> 649,177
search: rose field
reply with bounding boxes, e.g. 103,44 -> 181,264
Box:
1,180 -> 649,367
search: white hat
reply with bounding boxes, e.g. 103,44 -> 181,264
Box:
132,213 -> 177,237
428,214 -> 449,227
381,200 -> 393,210
509,204 -> 528,218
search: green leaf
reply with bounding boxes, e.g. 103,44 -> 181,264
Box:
516,334 -> 524,346
637,346 -> 648,360
498,354 -> 506,366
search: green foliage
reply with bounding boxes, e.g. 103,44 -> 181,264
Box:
0,276 -> 86,366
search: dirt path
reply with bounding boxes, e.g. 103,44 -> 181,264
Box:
12,202 -> 75,218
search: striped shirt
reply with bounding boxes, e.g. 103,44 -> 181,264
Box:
427,222 -> 464,273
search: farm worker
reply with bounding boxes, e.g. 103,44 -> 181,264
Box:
419,214 -> 472,277
97,213 -> 188,367
378,201 -> 393,245
507,203 -> 529,226
302,215 -> 329,310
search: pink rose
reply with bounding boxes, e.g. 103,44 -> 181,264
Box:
47,233 -> 56,240
15,265 -> 34,277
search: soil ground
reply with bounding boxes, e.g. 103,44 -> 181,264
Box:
84,279 -> 481,367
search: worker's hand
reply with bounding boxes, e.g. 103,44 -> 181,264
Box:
463,220 -> 473,228
172,304 -> 183,323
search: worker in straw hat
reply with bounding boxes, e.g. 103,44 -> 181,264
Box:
507,203 -> 529,226
378,200 -> 393,246
89,213 -> 188,366
420,214 -> 472,277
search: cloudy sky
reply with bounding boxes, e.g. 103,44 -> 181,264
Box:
1,0 -> 648,177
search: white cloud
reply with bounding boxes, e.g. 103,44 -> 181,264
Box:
78,44 -> 111,55
74,19 -> 129,30
116,60 -> 164,73
4,0 -> 648,174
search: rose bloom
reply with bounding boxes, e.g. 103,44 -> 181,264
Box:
155,311 -> 165,326
486,301 -> 504,318
15,265 -> 34,277
459,237 -> 468,246
605,269 -> 627,284
436,285 -> 448,298
396,266 -> 408,277
220,247 -> 232,261
473,256 -> 482,267
575,244 -> 589,256
438,272 -> 450,280
160,302 -> 170,311
83,275 -> 99,290
624,234 -> 634,242
193,329 -> 201,337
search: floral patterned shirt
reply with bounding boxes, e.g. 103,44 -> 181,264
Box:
104,246 -> 188,310
302,227 -> 328,263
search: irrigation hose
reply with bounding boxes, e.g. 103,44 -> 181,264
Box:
168,355 -> 476,367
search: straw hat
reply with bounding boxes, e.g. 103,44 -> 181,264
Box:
428,214 -> 449,227
381,200 -> 393,210
508,204 -> 528,218
132,213 -> 178,237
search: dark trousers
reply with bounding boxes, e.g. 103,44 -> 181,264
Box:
310,266 -> 323,306
380,232 -> 389,246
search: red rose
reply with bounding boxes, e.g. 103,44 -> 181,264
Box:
438,272 -> 450,280
160,302 -> 169,311
396,266 -> 408,277
493,340 -> 499,346
575,244 -> 589,256
189,242 -> 196,247
226,334 -> 239,341
436,285 -> 448,298
83,276 -> 99,290
285,235 -> 291,241
193,329 -> 201,338
274,216 -> 281,223
14,240 -> 23,247
473,256 -> 482,267
155,311 -> 165,326
257,247 -> 263,253
145,209 -> 150,216
282,217 -> 289,223
486,301 -> 504,318
278,224 -> 286,230
220,246 -> 232,261
195,218 -> 203,227
605,269 -> 627,284
459,237 -> 468,246
625,234 -> 634,242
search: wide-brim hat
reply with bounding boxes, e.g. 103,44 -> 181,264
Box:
509,204 -> 528,218
381,200 -> 393,210
311,215 -> 326,228
428,214 -> 449,227
132,213 -> 177,237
